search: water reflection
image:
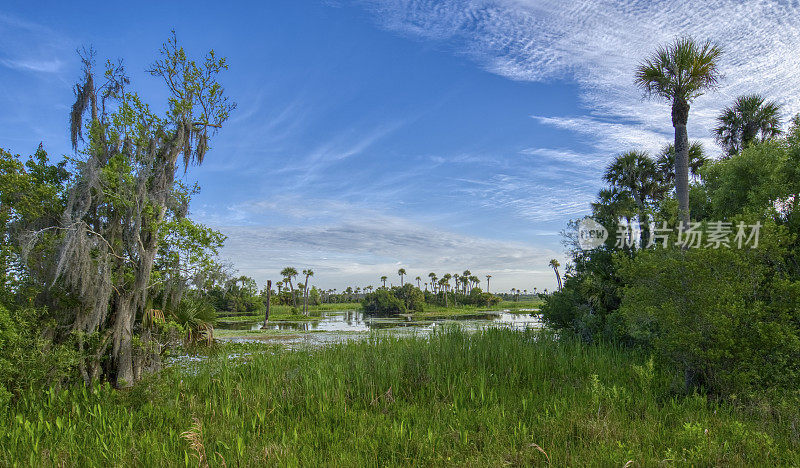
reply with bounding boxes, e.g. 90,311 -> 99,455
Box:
218,309 -> 541,333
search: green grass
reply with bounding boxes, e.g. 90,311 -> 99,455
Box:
217,303 -> 360,322
409,300 -> 541,318
2,329 -> 798,466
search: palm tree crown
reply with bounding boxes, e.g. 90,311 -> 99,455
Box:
635,36 -> 722,224
603,150 -> 661,210
635,37 -> 723,124
714,94 -> 782,156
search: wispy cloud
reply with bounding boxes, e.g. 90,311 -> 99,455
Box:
0,58 -> 62,73
215,213 -> 561,290
362,0 -> 800,155
0,13 -> 69,75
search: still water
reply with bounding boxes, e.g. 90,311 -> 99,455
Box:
217,309 -> 542,343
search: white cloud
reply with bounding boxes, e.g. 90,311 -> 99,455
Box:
362,0 -> 800,154
0,14 -> 68,74
200,197 -> 563,290
216,217 -> 561,291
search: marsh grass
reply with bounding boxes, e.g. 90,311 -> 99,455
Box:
217,303 -> 360,322
2,329 -> 797,466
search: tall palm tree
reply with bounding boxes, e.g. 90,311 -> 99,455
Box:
636,37 -> 722,224
714,94 -> 782,156
442,274 -> 452,307
485,274 -> 492,293
438,278 -> 449,307
549,259 -> 562,292
462,270 -> 471,293
398,268 -> 406,286
280,267 -> 298,307
380,276 -> 387,288
301,269 -> 314,315
428,272 -> 437,292
415,276 -> 421,288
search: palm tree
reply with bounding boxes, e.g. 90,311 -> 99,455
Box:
280,267 -> 298,307
303,269 -> 315,313
442,274 -> 452,307
438,278 -> 448,307
428,272 -> 437,292
604,150 -> 661,214
636,37 -> 722,224
398,268 -> 406,286
462,270 -> 471,293
415,276 -> 421,288
656,141 -> 707,187
549,259 -> 562,292
715,94 -> 782,156
380,276 -> 387,288
485,274 -> 492,293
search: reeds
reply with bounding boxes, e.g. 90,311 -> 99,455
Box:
1,328 -> 797,466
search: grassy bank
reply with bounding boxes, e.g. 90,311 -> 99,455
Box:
2,328 -> 797,466
408,300 -> 541,319
217,302 -> 361,323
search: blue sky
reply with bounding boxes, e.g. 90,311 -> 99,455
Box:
2,1 -> 799,291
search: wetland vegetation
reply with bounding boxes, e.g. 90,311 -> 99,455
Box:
1,26 -> 799,468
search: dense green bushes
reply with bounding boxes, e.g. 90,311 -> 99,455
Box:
0,305 -> 77,408
615,222 -> 800,396
542,117 -> 800,400
361,288 -> 412,316
362,284 -> 501,316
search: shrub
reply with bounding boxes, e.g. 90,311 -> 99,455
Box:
393,284 -> 424,312
0,305 -> 77,407
361,289 -> 407,316
615,220 -> 800,396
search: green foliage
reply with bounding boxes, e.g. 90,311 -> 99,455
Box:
615,221 -> 800,396
392,284 -> 424,312
1,330 -> 797,466
0,305 -> 77,408
167,296 -> 218,346
361,289 -> 407,316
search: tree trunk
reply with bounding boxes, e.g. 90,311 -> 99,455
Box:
303,276 -> 310,315
263,280 -> 271,328
672,98 -> 691,226
112,294 -> 135,387
674,123 -> 690,225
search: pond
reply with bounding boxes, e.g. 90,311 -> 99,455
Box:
216,309 -> 542,348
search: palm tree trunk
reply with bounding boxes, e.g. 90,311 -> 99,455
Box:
288,280 -> 296,307
673,98 -> 691,226
303,276 -> 310,315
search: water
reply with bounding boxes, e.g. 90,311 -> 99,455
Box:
217,309 -> 542,340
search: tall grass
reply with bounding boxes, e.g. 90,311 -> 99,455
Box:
1,329 -> 797,466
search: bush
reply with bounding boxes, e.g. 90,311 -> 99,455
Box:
0,305 -> 77,407
361,289 -> 407,316
615,220 -> 800,396
393,284 -> 424,312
